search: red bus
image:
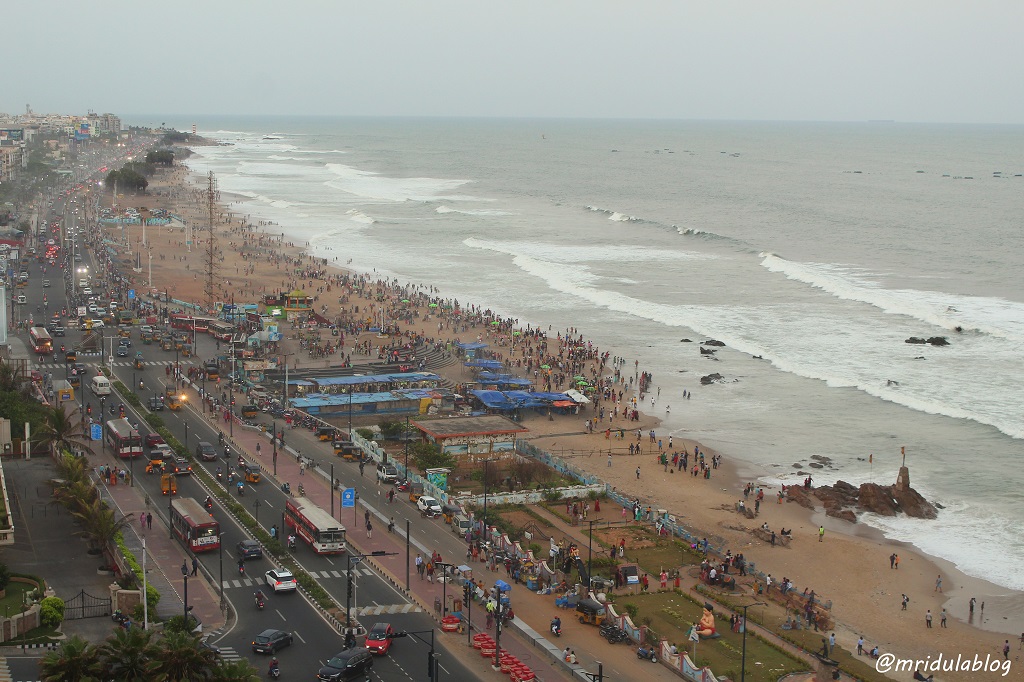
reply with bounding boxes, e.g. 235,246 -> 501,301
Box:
169,314 -> 214,333
105,418 -> 142,459
208,320 -> 234,341
284,499 -> 346,554
170,498 -> 220,553
29,327 -> 53,355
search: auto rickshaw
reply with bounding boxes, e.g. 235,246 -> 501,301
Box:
145,456 -> 166,474
408,482 -> 424,503
173,337 -> 185,351
134,353 -> 144,370
575,598 -> 607,626
315,426 -> 337,441
441,504 -> 460,524
182,343 -> 193,358
161,473 -> 177,496
160,337 -> 173,351
240,405 -> 259,419
117,328 -> 131,338
240,463 -> 261,484
335,440 -> 360,461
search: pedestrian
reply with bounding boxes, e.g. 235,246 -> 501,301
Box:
940,608 -> 947,627
828,632 -> 836,655
857,636 -> 864,655
365,510 -> 371,528
299,460 -> 306,476
926,610 -> 933,628
969,597 -> 976,614
889,553 -> 895,569
146,512 -> 153,530
934,575 -> 942,593
140,513 -> 146,530
366,520 -> 372,539
416,554 -> 424,579
191,557 -> 198,576
1004,640 -> 1011,659
901,594 -> 909,611
607,453 -> 612,467
635,466 -> 641,480
894,554 -> 900,569
818,526 -> 824,542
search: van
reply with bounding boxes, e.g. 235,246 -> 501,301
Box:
90,376 -> 112,396
376,463 -> 398,483
451,514 -> 473,537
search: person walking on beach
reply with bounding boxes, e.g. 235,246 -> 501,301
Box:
828,633 -> 835,655
818,526 -> 824,542
857,636 -> 864,655
940,608 -> 947,627
934,575 -> 943,593
635,466 -> 641,480
901,594 -> 909,610
925,610 -> 933,628
889,553 -> 896,569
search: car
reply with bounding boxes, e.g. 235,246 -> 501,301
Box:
52,326 -> 66,336
149,444 -> 173,460
42,279 -> 50,287
144,433 -> 165,448
265,569 -> 297,592
81,287 -> 92,295
376,463 -> 398,483
317,649 -> 374,681
172,456 -> 192,475
416,496 -> 443,516
148,396 -> 165,411
237,539 -> 263,560
364,622 -> 395,655
116,346 -> 128,357
251,628 -> 293,654
195,441 -> 217,461
87,319 -> 104,328
119,338 -> 131,347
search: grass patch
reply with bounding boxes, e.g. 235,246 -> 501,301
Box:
8,622 -> 62,644
622,591 -> 806,682
0,582 -> 33,615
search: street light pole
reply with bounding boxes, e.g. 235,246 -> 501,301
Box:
740,602 -> 766,682
180,562 -> 190,624
480,457 -> 498,545
435,562 -> 452,616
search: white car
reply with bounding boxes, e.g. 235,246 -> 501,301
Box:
265,569 -> 297,593
87,319 -> 105,328
416,496 -> 442,516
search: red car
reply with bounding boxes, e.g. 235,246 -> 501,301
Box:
145,434 -> 165,448
364,622 -> 395,655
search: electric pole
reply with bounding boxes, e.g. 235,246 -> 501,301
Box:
203,171 -> 219,313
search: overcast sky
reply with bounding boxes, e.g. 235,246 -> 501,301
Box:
4,1 -> 1022,124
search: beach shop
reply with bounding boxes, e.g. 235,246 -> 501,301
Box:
410,415 -> 528,456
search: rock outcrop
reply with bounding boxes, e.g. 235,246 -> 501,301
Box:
927,336 -> 949,346
700,347 -> 717,355
703,339 -> 726,347
700,373 -> 724,385
787,471 -> 937,523
905,337 -> 927,344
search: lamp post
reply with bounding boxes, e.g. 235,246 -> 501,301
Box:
272,416 -> 277,475
739,602 -> 766,682
184,418 -> 189,449
403,415 -> 411,476
463,581 -> 473,647
394,629 -> 438,682
480,458 -> 498,545
252,498 -> 260,525
435,562 -> 453,616
180,561 -> 190,624
218,534 -> 224,608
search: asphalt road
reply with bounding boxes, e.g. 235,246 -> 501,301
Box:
12,196 -> 480,680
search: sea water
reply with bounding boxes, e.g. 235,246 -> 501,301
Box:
172,116 -> 1024,590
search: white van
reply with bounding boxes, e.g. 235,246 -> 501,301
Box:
90,375 -> 112,396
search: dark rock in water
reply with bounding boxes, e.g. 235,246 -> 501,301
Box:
810,455 -> 832,463
905,337 -> 927,344
784,485 -> 816,510
700,347 -> 717,355
809,479 -> 938,521
703,339 -> 726,347
680,338 -> 692,343
808,462 -> 824,469
700,373 -> 724,385
792,463 -> 804,469
828,509 -> 858,523
914,356 -> 926,360
927,336 -> 949,346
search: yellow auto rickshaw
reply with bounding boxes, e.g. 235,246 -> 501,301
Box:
134,354 -> 144,370
182,343 -> 193,358
240,463 -> 261,484
316,426 -> 337,441
160,337 -> 173,351
145,456 -> 166,474
117,328 -> 131,338
161,473 -> 177,496
575,598 -> 607,626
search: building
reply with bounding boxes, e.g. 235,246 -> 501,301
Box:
0,145 -> 25,182
410,415 -> 528,456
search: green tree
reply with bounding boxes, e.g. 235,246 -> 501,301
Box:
210,659 -> 261,681
96,626 -> 158,681
149,630 -> 219,681
36,405 -> 94,458
410,441 -> 456,472
71,498 -> 134,553
39,634 -> 100,681
39,596 -> 65,628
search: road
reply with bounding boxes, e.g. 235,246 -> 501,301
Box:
13,191 -> 481,680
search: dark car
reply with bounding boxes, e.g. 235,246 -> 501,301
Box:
52,326 -> 66,336
116,346 -> 128,357
251,628 -> 292,654
172,456 -> 193,476
364,622 -> 395,655
195,441 -> 217,461
237,539 -> 263,560
317,649 -> 374,681
148,396 -> 165,411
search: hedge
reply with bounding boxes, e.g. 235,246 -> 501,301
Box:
115,532 -> 160,611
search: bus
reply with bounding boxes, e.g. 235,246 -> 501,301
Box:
105,418 -> 143,459
170,498 -> 221,553
29,327 -> 53,355
208,320 -> 234,341
169,314 -> 214,333
284,498 -> 346,554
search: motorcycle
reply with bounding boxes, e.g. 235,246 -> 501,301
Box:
287,535 -> 297,552
637,646 -> 658,663
112,609 -> 130,625
550,621 -> 562,637
280,482 -> 291,494
268,659 -> 280,679
238,562 -> 246,576
255,596 -> 265,611
237,482 -> 244,497
296,484 -> 305,497
204,498 -> 214,512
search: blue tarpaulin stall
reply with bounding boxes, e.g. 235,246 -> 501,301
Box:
455,341 -> 489,350
464,359 -> 504,369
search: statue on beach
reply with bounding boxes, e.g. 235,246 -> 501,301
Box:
697,604 -> 717,638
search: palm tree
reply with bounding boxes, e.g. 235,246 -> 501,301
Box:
51,453 -> 97,512
149,629 -> 219,681
0,359 -> 30,396
36,404 -> 94,458
39,634 -> 100,681
96,625 -> 158,680
71,498 -> 134,554
210,659 -> 260,681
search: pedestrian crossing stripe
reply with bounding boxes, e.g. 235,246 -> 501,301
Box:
36,359 -> 193,370
218,646 -> 242,662
221,568 -> 372,589
356,604 -> 422,616
0,655 -> 12,682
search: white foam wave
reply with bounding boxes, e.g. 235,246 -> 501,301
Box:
237,161 -> 315,177
325,163 -> 474,202
585,205 -> 642,222
436,206 -> 514,216
463,237 -> 713,264
346,209 -> 376,225
762,255 -> 1024,342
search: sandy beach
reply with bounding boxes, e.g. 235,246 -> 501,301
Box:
104,158 -> 1022,680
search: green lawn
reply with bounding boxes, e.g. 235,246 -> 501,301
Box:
612,591 -> 807,682
0,582 -> 34,617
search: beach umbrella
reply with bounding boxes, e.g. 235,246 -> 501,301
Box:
491,321 -> 500,326
402,299 -> 410,303
541,364 -> 551,369
574,375 -> 586,381
576,379 -> 589,386
512,331 -> 520,336
429,303 -> 438,307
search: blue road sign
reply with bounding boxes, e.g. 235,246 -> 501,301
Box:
127,289 -> 135,300
90,423 -> 103,441
342,488 -> 355,508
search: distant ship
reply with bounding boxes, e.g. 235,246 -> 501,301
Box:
263,136 -> 282,140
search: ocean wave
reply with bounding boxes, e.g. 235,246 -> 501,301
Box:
436,205 -> 514,216
324,163 -> 475,202
237,160 -> 315,177
586,205 -> 644,223
761,254 -> 1024,342
346,209 -> 376,225
463,237 -> 713,264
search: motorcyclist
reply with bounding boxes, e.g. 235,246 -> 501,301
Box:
268,656 -> 279,674
204,496 -> 214,510
287,534 -> 297,550
254,589 -> 266,607
237,557 -> 245,575
215,466 -> 223,480
550,616 -> 561,635
236,480 -> 244,496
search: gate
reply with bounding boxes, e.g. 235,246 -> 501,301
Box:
64,589 -> 112,620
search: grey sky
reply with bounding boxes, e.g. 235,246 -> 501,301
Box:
4,0 -> 1022,124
